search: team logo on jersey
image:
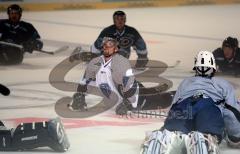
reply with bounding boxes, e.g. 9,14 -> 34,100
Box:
99,83 -> 111,98
119,37 -> 133,48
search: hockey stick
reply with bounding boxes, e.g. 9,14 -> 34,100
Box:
0,41 -> 69,55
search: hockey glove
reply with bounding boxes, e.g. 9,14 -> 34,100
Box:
68,92 -> 87,111
115,98 -> 133,115
135,54 -> 148,69
22,39 -> 43,53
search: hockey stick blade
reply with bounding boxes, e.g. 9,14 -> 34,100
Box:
38,46 -> 69,55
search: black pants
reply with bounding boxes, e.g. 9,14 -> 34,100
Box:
0,46 -> 24,65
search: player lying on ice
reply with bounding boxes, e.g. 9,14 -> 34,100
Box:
68,37 -> 149,115
141,51 -> 240,154
212,36 -> 240,76
0,84 -> 70,152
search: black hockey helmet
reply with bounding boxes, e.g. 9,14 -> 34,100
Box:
7,4 -> 22,15
222,36 -> 238,49
113,10 -> 126,18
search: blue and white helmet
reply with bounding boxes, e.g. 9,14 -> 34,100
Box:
194,50 -> 216,77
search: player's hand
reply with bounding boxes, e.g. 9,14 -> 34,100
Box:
115,98 -> 132,115
135,54 -> 148,70
23,39 -> 43,53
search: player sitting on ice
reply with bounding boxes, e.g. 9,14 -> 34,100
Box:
0,84 -> 70,152
69,10 -> 148,69
141,51 -> 240,154
213,36 -> 240,76
68,37 -> 146,115
0,4 -> 43,65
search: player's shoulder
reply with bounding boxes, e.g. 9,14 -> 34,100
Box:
125,25 -> 138,32
235,48 -> 240,59
19,21 -> 35,28
0,19 -> 8,23
102,25 -> 115,32
89,56 -> 102,65
113,53 -> 129,62
0,19 -> 9,25
211,77 -> 232,86
212,48 -> 223,56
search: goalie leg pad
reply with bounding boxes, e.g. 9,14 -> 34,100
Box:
47,117 -> 70,152
185,131 -> 219,154
11,118 -> 70,152
141,129 -> 187,154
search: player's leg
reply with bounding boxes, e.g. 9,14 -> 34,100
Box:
0,46 -> 24,65
186,98 -> 224,154
163,97 -> 195,134
11,117 -> 70,152
194,98 -> 224,142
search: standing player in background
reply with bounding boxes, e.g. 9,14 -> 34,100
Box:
70,10 -> 148,69
0,4 -> 43,65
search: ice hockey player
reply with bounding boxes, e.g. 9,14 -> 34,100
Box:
212,36 -> 240,75
0,84 -> 70,152
0,4 -> 43,65
141,51 -> 240,154
68,37 -> 146,115
70,10 -> 148,69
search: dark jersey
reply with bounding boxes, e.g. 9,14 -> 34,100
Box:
0,19 -> 41,44
93,25 -> 147,58
213,47 -> 240,74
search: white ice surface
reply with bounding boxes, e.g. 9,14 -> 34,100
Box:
0,4 -> 240,154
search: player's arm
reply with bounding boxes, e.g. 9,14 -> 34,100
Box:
115,56 -> 140,115
132,28 -> 148,69
221,80 -> 240,148
69,58 -> 99,110
22,23 -> 43,53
